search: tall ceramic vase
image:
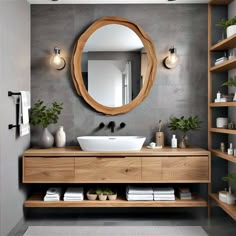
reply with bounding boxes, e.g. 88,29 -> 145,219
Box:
55,126 -> 66,148
40,127 -> 54,149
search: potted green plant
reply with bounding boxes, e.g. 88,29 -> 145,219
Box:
222,76 -> 236,101
87,189 -> 97,200
107,189 -> 117,201
216,16 -> 236,39
168,116 -> 202,148
96,188 -> 107,201
221,173 -> 236,205
30,100 -> 63,148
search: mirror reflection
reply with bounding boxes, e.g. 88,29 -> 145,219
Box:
81,24 -> 148,107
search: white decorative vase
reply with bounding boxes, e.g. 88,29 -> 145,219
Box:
40,128 -> 54,149
226,193 -> 235,205
55,126 -> 66,147
227,25 -> 236,38
233,91 -> 236,101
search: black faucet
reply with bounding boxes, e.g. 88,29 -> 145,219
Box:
108,121 -> 116,133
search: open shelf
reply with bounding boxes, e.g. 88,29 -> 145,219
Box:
211,149 -> 236,163
210,128 -> 236,134
209,0 -> 233,5
210,58 -> 236,72
24,193 -> 207,208
210,102 -> 236,107
211,34 -> 236,51
210,193 -> 236,220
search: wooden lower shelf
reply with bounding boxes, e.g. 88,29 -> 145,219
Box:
210,193 -> 236,220
211,149 -> 236,163
24,193 -> 207,208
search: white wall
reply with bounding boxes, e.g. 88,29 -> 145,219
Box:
88,60 -> 126,107
228,0 -> 236,190
0,0 -> 30,235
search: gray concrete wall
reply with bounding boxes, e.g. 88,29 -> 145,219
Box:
0,0 -> 30,235
31,4 -> 208,150
228,0 -> 236,192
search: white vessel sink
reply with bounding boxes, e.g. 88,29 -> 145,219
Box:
77,136 -> 146,151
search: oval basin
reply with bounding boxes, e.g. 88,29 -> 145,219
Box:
77,136 -> 146,151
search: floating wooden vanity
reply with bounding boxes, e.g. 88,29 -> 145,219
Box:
23,147 -> 210,208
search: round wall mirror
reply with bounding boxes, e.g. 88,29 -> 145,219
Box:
71,17 -> 157,115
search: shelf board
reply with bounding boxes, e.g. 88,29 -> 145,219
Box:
211,34 -> 236,51
210,58 -> 236,72
210,128 -> 236,134
209,0 -> 233,5
210,102 -> 236,107
211,149 -> 236,163
210,193 -> 236,220
24,193 -> 207,208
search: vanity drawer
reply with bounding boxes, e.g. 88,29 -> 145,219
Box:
75,157 -> 141,182
23,157 -> 75,183
142,157 -> 162,181
162,156 -> 209,182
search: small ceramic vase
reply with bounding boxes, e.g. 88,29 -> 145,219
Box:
55,126 -> 66,148
155,132 -> 164,147
40,127 -> 54,149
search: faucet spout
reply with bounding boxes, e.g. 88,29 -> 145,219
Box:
108,121 -> 116,133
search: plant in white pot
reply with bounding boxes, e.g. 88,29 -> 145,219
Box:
222,76 -> 236,101
216,16 -> 236,39
221,173 -> 236,205
30,100 -> 63,148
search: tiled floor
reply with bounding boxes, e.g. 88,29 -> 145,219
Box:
9,207 -> 236,236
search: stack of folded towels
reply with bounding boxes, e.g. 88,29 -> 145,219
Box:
153,187 -> 175,201
126,185 -> 153,201
63,187 -> 84,201
44,187 -> 62,201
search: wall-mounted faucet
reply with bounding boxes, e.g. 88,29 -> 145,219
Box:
108,121 -> 116,133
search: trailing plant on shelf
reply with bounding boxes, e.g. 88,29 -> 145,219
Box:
30,100 -> 63,148
222,76 -> 236,101
168,116 -> 202,148
222,173 -> 236,205
216,16 -> 236,39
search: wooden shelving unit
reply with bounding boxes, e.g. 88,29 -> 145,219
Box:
210,128 -> 236,134
210,58 -> 236,72
24,193 -> 207,208
211,34 -> 236,51
211,149 -> 236,163
210,193 -> 236,220
210,102 -> 236,107
208,0 -> 236,221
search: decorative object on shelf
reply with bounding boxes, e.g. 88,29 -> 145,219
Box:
107,190 -> 117,201
216,16 -> 236,39
87,189 -> 97,200
234,149 -> 236,157
163,47 -> 178,69
222,75 -> 236,101
55,126 -> 66,148
227,143 -> 233,155
220,142 -> 225,152
228,122 -> 235,130
221,173 -> 236,205
50,47 -> 66,70
155,120 -> 164,148
168,115 -> 201,148
171,134 -> 177,148
30,100 -> 63,148
214,55 -> 227,65
216,117 -> 228,128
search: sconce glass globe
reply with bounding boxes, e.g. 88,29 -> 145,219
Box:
50,47 -> 66,70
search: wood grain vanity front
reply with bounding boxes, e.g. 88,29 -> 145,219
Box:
23,147 -> 210,183
75,157 -> 141,182
23,157 -> 74,183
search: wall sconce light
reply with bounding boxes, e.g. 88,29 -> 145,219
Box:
163,47 -> 179,69
50,47 -> 66,70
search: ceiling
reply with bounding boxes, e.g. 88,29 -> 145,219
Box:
27,0 -> 209,4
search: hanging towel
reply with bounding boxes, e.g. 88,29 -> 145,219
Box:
19,91 -> 30,136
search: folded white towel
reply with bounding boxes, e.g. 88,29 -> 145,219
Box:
44,196 -> 60,201
153,187 -> 174,194
46,188 -> 63,195
126,186 -> 153,195
154,197 -> 175,201
19,91 -> 30,137
63,196 -> 84,201
64,187 -> 84,197
126,194 -> 153,201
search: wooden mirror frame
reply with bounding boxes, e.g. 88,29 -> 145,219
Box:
71,16 -> 157,115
